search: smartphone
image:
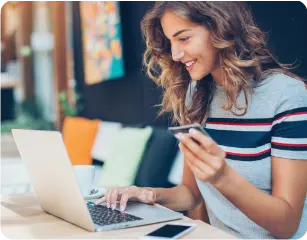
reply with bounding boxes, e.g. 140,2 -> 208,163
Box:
142,222 -> 197,239
168,123 -> 210,137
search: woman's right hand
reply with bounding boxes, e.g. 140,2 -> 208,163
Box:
94,186 -> 156,212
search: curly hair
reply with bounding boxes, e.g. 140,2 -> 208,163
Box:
141,1 -> 304,126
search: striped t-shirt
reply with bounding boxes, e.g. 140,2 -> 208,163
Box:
189,73 -> 307,239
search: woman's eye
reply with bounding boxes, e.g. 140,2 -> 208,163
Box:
179,37 -> 190,42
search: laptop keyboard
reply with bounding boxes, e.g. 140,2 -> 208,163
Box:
87,202 -> 143,226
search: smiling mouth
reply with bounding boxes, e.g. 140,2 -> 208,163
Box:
185,60 -> 197,72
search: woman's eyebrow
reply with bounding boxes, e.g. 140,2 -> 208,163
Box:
172,29 -> 192,38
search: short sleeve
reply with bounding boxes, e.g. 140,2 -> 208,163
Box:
271,82 -> 307,160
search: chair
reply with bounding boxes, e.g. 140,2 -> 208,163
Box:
62,117 -> 100,165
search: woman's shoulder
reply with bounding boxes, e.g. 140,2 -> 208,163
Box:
257,73 -> 305,89
265,73 -> 307,114
251,73 -> 307,116
255,73 -> 306,99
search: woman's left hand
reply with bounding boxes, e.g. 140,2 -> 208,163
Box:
176,128 -> 227,185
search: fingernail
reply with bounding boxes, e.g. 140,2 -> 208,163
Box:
120,205 -> 125,212
175,133 -> 184,139
189,128 -> 197,134
111,204 -> 116,210
107,203 -> 110,208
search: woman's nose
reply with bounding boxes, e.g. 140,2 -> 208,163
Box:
172,45 -> 184,61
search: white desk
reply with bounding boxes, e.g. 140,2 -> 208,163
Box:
1,194 -> 237,239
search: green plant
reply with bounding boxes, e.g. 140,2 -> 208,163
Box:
1,112 -> 55,133
1,97 -> 56,133
58,91 -> 78,117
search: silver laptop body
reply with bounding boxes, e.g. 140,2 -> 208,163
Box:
11,129 -> 183,232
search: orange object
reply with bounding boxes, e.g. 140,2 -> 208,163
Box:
62,117 -> 100,165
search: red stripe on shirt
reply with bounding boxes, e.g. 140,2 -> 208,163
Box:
275,111 -> 307,122
226,148 -> 271,157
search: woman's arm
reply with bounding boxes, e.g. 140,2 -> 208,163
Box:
151,157 -> 208,216
177,130 -> 307,239
214,157 -> 307,239
95,155 -> 210,221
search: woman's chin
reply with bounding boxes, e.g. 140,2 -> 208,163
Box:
190,71 -> 209,81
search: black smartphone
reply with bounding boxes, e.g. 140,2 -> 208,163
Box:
142,222 -> 196,239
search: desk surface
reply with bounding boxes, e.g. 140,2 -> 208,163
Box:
1,194 -> 236,239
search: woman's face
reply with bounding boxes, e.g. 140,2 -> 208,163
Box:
160,10 -> 219,81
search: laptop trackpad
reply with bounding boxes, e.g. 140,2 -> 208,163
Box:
124,201 -> 178,220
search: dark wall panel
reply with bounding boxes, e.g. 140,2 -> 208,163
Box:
248,1 -> 307,78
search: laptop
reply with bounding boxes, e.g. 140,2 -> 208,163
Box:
11,129 -> 183,232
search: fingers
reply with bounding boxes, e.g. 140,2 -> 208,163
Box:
179,142 -> 226,182
105,188 -> 113,208
93,186 -> 155,212
119,191 -> 132,212
188,128 -> 225,158
110,188 -> 119,210
95,186 -> 139,212
94,196 -> 106,206
176,130 -> 227,184
186,157 -> 208,180
187,154 -> 215,176
95,187 -> 121,208
178,141 -> 221,170
176,133 -> 200,154
179,143 -> 215,174
118,186 -> 139,212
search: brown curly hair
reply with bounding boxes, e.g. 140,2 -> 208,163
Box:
141,1 -> 304,126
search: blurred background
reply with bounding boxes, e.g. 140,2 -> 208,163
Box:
1,1 -> 307,219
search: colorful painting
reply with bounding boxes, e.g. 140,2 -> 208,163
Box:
80,1 -> 124,84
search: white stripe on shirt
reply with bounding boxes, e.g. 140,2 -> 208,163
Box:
272,137 -> 307,144
220,143 -> 271,155
206,123 -> 271,132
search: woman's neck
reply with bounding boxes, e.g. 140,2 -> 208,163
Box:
211,66 -> 224,86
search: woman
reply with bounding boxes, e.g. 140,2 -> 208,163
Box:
95,2 -> 307,239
